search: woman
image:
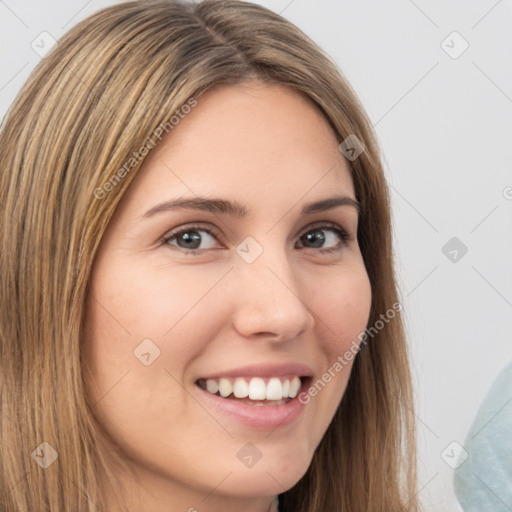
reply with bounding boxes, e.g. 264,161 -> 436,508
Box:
0,1 -> 417,511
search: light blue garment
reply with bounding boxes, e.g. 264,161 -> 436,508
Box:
269,495 -> 279,512
454,360 -> 512,511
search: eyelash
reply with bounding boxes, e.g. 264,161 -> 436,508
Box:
161,222 -> 351,256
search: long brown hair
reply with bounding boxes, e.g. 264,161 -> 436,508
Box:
0,1 -> 417,510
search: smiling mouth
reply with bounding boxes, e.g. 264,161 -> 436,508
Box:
195,376 -> 307,406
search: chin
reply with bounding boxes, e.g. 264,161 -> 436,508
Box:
215,445 -> 314,496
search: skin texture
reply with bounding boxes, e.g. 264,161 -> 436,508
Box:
82,81 -> 372,512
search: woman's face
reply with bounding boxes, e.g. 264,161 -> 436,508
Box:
83,81 -> 372,511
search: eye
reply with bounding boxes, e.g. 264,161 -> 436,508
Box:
162,222 -> 351,255
296,222 -> 350,254
163,224 -> 221,253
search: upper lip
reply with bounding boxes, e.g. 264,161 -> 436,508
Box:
197,362 -> 314,381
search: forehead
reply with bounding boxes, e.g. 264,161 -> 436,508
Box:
123,81 -> 354,213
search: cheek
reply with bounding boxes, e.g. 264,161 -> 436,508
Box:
81,260 -> 230,398
313,263 -> 372,354
86,259 -> 227,343
80,261 -> 220,459
301,262 -> 372,407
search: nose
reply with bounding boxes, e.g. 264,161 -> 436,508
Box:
230,245 -> 315,342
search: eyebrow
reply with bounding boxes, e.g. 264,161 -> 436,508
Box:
141,194 -> 360,219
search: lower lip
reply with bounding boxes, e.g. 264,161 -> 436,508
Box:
194,378 -> 310,430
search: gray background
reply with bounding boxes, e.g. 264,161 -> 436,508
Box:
1,1 -> 511,510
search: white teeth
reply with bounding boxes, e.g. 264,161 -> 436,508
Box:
248,377 -> 266,400
218,378 -> 232,398
289,376 -> 301,398
233,378 -> 249,398
200,376 -> 304,401
282,379 -> 290,397
265,378 -> 283,400
206,379 -> 219,394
